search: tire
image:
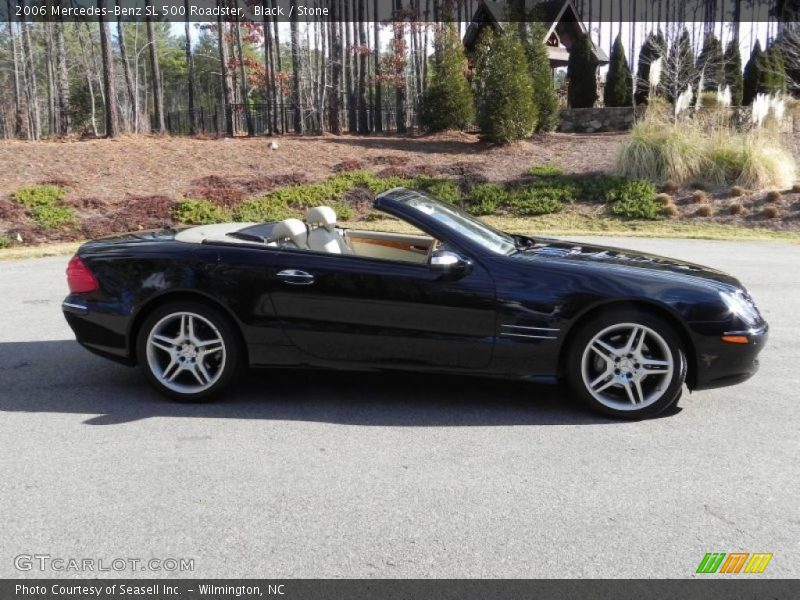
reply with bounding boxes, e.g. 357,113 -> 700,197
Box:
564,308 -> 687,419
136,300 -> 242,402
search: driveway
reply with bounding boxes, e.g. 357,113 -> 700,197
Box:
1,237 -> 798,578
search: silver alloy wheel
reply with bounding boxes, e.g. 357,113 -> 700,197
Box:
145,312 -> 227,394
580,322 -> 674,411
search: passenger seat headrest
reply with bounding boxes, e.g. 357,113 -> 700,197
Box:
306,206 -> 337,231
272,218 -> 308,248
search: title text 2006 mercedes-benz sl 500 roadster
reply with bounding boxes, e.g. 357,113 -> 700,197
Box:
62,188 -> 768,419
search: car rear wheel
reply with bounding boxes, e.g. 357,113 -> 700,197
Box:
565,309 -> 687,419
136,301 -> 241,402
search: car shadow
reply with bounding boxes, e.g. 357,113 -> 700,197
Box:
0,340 -> 679,426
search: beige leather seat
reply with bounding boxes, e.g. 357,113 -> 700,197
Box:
306,206 -> 352,254
271,218 -> 308,249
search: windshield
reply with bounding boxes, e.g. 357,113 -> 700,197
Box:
401,194 -> 517,255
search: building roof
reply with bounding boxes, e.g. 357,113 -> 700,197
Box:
463,0 -> 609,65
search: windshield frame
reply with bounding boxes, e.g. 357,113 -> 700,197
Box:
393,192 -> 518,256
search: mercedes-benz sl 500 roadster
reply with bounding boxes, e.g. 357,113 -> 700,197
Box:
62,188 -> 768,419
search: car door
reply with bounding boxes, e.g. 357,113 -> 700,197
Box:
268,249 -> 496,369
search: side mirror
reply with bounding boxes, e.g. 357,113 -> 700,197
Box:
430,250 -> 472,274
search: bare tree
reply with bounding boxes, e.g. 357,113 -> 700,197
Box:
55,17 -> 71,135
116,18 -> 138,132
290,9 -> 302,133
373,0 -> 383,132
145,0 -> 165,133
5,2 -> 25,138
357,0 -> 369,133
184,0 -> 197,134
329,0 -> 343,134
21,21 -> 41,139
216,8 -> 234,136
97,0 -> 119,137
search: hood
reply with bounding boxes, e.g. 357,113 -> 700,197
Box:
511,237 -> 742,289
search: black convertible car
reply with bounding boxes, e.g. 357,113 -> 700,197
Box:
63,188 -> 768,419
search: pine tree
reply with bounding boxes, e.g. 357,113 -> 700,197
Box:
419,24 -> 474,132
724,40 -> 744,105
525,22 -> 559,132
567,33 -> 599,108
635,33 -> 659,105
766,44 -> 787,95
474,29 -> 537,143
743,41 -> 765,105
696,33 -> 724,92
604,34 -> 633,107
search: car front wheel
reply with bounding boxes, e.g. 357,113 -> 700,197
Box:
136,301 -> 241,402
565,309 -> 687,419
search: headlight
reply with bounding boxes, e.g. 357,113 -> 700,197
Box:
719,290 -> 761,326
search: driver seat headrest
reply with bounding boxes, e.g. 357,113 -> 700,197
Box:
272,218 -> 308,249
306,206 -> 337,232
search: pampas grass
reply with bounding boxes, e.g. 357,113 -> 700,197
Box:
617,98 -> 797,190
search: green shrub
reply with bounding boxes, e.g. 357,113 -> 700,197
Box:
567,33 -> 599,108
724,40 -> 744,105
12,184 -> 75,229
473,29 -> 537,142
507,188 -> 564,215
525,22 -> 559,132
417,179 -> 461,204
609,196 -> 662,219
604,35 -> 633,107
527,164 -> 564,177
28,204 -> 75,228
330,201 -> 355,221
174,199 -> 230,225
419,24 -> 474,132
462,183 -> 507,215
13,185 -> 66,207
233,198 -> 302,223
0,235 -> 10,249
596,178 -> 657,204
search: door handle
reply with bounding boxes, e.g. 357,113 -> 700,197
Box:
276,269 -> 315,285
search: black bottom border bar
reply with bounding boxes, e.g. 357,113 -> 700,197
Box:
4,579 -> 800,600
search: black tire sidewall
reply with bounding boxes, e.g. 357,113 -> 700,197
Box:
565,308 -> 687,420
136,300 -> 241,402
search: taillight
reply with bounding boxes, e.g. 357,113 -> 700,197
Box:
66,256 -> 99,293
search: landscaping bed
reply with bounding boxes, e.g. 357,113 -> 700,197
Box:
2,132 -> 800,249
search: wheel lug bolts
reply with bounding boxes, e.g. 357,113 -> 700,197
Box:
614,368 -> 620,374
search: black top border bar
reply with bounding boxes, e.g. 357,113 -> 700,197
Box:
2,0 -> 799,24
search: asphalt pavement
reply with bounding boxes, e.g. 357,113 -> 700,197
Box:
1,237 -> 798,578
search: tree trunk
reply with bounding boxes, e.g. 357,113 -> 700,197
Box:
55,18 -> 71,135
184,0 -> 196,134
6,3 -> 24,137
262,2 -> 274,135
97,2 -> 118,137
116,16 -> 137,132
373,0 -> 382,132
216,12 -> 234,136
270,0 -> 285,133
234,18 -> 253,135
393,0 -> 406,134
145,0 -> 165,133
21,21 -> 41,140
329,0 -> 343,134
344,0 -> 355,131
290,11 -> 302,133
357,0 -> 369,133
